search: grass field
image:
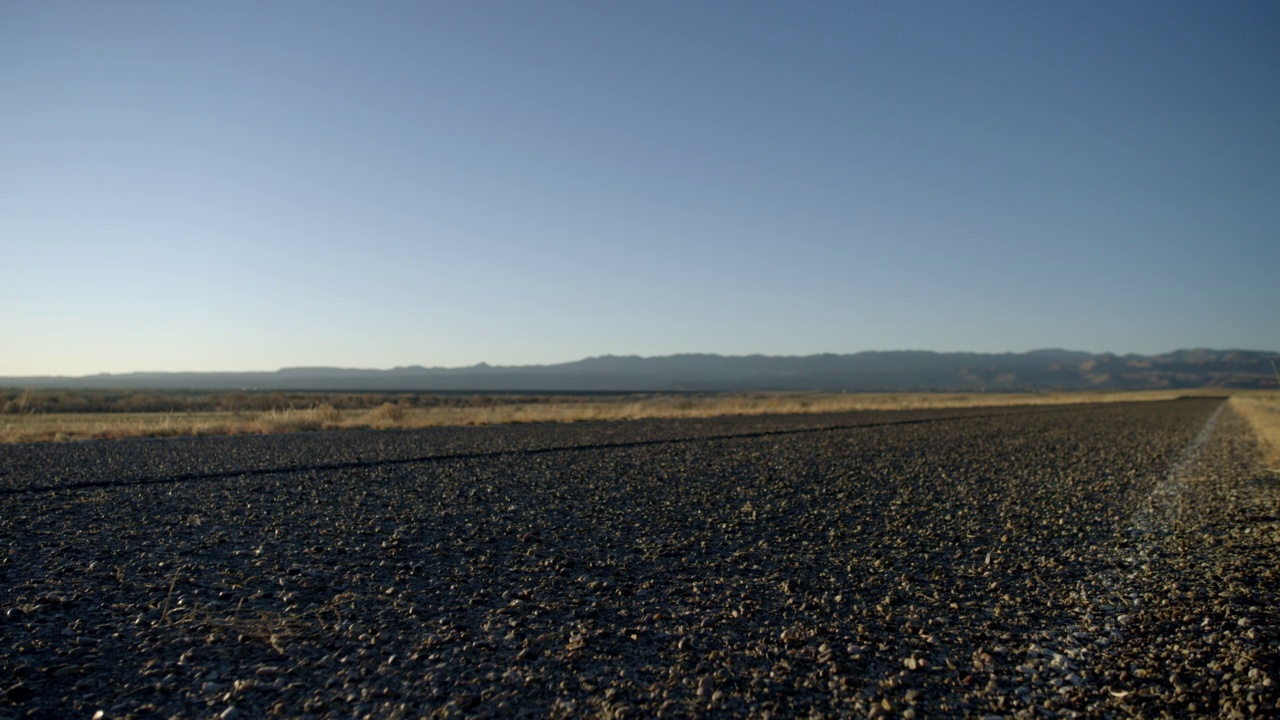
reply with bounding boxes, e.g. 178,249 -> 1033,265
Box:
0,388 -> 1234,444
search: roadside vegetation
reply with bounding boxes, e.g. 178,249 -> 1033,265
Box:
0,387 -> 1231,444
1229,391 -> 1280,468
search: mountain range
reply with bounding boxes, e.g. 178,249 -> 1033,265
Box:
3,349 -> 1277,393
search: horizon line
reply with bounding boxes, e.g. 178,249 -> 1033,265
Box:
2,347 -> 1276,380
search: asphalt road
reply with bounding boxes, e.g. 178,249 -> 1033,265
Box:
2,399 -> 1277,718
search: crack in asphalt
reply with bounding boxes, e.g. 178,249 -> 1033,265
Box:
0,406 -> 1081,496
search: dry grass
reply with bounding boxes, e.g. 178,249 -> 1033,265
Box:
1229,391 -> 1280,469
0,411 -> 258,443
0,389 -> 1230,444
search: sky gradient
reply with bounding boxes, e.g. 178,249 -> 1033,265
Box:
3,1 -> 1278,375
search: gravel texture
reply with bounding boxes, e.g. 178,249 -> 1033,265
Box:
1,398 -> 1276,718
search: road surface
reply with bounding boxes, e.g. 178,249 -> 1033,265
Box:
2,399 -> 1276,717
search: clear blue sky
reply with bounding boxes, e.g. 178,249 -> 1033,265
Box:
3,1 -> 1277,375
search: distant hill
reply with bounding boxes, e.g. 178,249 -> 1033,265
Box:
3,349 -> 1277,393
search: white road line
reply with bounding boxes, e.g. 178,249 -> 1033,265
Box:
1029,401 -> 1225,712
1132,402 -> 1225,536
